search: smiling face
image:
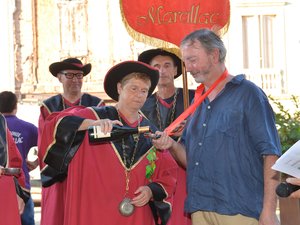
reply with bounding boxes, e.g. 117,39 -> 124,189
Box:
117,73 -> 151,111
57,69 -> 83,95
149,55 -> 177,88
181,40 -> 217,84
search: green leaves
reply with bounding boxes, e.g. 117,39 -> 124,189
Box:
269,95 -> 300,154
145,147 -> 157,180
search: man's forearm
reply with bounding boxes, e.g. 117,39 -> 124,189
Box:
262,155 -> 280,215
169,140 -> 187,168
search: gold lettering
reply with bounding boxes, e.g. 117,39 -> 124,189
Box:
162,11 -> 175,23
178,12 -> 189,23
193,5 -> 199,24
148,6 -> 156,23
156,6 -> 163,24
136,4 -> 222,26
210,13 -> 219,24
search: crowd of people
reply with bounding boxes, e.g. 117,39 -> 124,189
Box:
1,28 -> 299,225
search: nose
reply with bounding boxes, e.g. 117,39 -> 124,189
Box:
72,76 -> 81,81
158,67 -> 164,74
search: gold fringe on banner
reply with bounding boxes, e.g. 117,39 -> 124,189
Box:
119,0 -> 230,60
119,0 -> 181,59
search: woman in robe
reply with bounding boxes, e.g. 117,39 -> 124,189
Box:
40,61 -> 178,225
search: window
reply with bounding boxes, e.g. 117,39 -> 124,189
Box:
57,0 -> 88,57
241,11 -> 286,95
242,14 -> 275,69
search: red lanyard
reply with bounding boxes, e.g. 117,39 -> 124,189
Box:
165,69 -> 228,135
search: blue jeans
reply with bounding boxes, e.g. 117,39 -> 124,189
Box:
21,197 -> 35,225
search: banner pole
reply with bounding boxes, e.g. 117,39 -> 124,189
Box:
182,62 -> 189,110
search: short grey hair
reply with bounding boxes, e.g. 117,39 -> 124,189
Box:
180,29 -> 227,63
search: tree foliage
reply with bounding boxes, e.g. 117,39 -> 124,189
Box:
269,95 -> 300,154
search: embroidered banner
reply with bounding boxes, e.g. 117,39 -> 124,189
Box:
120,0 -> 230,48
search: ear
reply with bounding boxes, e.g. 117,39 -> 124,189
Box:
57,74 -> 63,83
173,66 -> 178,78
117,82 -> 122,95
211,48 -> 220,64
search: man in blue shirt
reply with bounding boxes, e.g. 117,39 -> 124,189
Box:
153,29 -> 281,225
0,91 -> 38,225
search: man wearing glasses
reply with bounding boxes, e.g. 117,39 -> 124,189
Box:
38,57 -> 104,225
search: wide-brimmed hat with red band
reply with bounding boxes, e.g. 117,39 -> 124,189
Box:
49,58 -> 92,77
104,61 -> 159,101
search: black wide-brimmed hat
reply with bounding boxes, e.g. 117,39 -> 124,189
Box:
49,58 -> 92,77
138,48 -> 182,78
104,61 -> 159,101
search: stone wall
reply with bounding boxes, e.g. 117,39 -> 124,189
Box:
17,0 -> 150,103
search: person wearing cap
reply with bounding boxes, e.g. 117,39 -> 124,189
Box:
139,48 -> 194,134
38,58 -> 104,225
139,48 -> 194,225
38,61 -> 178,225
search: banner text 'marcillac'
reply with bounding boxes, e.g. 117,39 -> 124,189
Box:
137,4 -> 220,26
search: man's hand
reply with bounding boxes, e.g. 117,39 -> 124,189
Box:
286,177 -> 300,198
152,131 -> 174,150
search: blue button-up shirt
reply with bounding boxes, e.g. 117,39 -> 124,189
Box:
181,75 -> 281,220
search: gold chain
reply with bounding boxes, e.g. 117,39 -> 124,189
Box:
156,88 -> 178,130
117,110 -> 140,195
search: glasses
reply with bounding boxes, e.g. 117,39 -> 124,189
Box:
60,72 -> 84,79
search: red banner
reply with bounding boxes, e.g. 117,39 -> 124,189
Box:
120,0 -> 230,47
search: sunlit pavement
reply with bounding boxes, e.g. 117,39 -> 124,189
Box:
34,207 -> 41,225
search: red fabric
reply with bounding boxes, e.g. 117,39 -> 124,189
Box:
38,104 -> 85,169
165,69 -> 228,135
37,106 -> 50,169
167,167 -> 191,225
157,96 -> 174,109
0,176 -> 21,225
121,0 -> 230,46
40,181 -> 67,225
40,107 -> 178,225
38,97 -> 104,225
0,127 -> 25,225
6,128 -> 26,188
39,107 -> 83,225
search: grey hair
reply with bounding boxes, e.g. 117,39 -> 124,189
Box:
180,29 -> 227,63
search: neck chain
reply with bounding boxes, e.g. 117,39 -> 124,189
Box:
156,88 -> 178,130
61,94 -> 82,110
117,110 -> 140,196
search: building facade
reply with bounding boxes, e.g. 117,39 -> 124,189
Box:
2,0 -> 299,102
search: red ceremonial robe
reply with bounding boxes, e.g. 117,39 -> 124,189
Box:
38,94 -> 103,225
40,106 -> 178,225
0,115 -> 26,225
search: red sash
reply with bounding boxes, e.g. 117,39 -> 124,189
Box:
165,69 -> 228,135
